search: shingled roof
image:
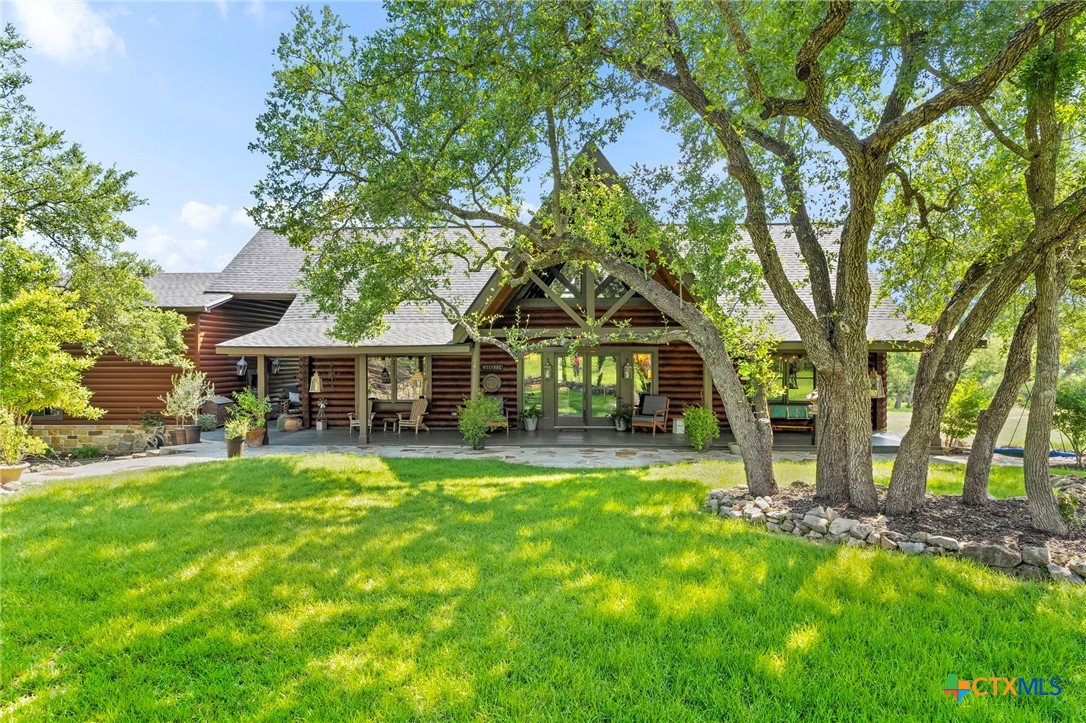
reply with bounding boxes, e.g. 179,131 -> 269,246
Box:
214,225 -> 927,352
144,273 -> 232,312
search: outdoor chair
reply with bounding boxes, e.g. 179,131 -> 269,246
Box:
631,394 -> 669,435
348,400 -> 376,435
397,398 -> 430,434
484,395 -> 512,435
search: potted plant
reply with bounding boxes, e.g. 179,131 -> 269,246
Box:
231,388 -> 272,446
0,408 -> 46,484
520,403 -> 542,432
608,401 -> 633,432
224,417 -> 250,458
457,394 -> 502,450
683,405 -> 720,452
159,370 -> 216,444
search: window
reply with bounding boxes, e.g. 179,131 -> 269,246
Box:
30,408 -> 62,421
523,353 -> 542,409
368,356 -> 426,402
632,352 -> 654,409
782,357 -> 815,403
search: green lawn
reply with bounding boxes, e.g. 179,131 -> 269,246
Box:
3,455 -> 1084,721
887,406 -> 1074,449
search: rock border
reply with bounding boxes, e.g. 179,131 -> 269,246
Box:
705,488 -> 1085,584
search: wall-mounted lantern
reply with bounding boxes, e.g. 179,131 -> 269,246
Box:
543,360 -> 552,379
270,357 -> 282,375
310,371 -> 324,393
409,370 -> 425,397
235,357 -> 248,377
623,361 -> 632,380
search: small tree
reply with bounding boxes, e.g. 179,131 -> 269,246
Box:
230,388 -> 272,429
1054,379 -> 1086,470
457,394 -> 502,450
683,406 -> 720,452
159,371 -> 215,427
941,378 -> 989,448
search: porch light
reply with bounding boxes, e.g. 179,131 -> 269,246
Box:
235,357 -> 248,377
409,370 -> 425,396
381,367 -> 392,385
543,360 -> 552,379
310,371 -> 324,393
270,357 -> 282,375
623,361 -> 632,380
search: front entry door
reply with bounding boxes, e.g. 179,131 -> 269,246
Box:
547,352 -> 621,428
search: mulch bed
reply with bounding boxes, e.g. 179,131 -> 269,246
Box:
757,482 -> 1086,562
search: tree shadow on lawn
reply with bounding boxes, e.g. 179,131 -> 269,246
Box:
2,454 -> 1083,722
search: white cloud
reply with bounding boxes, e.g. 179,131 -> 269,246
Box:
12,0 -> 126,65
230,208 -> 256,228
135,226 -> 212,272
177,201 -> 229,231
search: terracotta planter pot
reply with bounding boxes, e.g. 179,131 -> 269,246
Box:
184,425 -> 201,444
226,438 -> 244,458
0,463 -> 28,485
245,428 -> 266,446
167,428 -> 188,446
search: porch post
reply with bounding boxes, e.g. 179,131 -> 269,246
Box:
356,355 -> 367,444
470,342 -> 481,398
257,354 -> 267,401
702,362 -> 712,407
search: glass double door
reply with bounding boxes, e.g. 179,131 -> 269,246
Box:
523,350 -> 655,429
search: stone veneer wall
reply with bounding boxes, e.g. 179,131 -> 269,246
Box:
31,424 -> 149,455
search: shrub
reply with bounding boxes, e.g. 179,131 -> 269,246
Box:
520,403 -> 543,421
196,413 -> 218,432
1054,379 -> 1086,469
159,371 -> 215,427
0,408 -> 47,466
224,417 -> 252,441
230,388 -> 273,429
72,444 -> 104,460
941,378 -> 988,447
457,394 -> 501,450
684,406 -> 720,451
1056,490 -> 1084,530
139,411 -> 165,429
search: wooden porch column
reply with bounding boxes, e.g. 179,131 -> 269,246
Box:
702,362 -> 712,407
257,354 -> 266,401
470,342 -> 481,398
357,354 -> 368,444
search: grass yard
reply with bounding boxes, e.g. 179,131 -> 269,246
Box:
886,406 -> 1075,450
2,455 -> 1084,721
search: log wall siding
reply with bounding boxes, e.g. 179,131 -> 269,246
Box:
64,316 -> 200,423
495,300 -> 670,331
199,299 -> 292,397
429,355 -> 473,427
657,343 -> 705,428
267,357 -> 300,401
304,357 -> 357,427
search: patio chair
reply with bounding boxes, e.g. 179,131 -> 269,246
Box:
485,395 -> 512,435
397,398 -> 430,435
348,400 -> 376,435
631,394 -> 669,435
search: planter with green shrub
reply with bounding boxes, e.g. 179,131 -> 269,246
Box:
458,394 -> 502,450
683,406 -> 720,452
231,388 -> 273,446
520,403 -> 542,432
607,402 -> 633,432
159,371 -> 216,444
0,408 -> 46,484
224,418 -> 251,458
197,413 -> 218,432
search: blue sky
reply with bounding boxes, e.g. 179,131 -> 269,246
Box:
4,1 -> 680,273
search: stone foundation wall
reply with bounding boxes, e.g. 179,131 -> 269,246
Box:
31,424 -> 149,455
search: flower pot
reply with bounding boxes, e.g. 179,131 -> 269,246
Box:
700,438 -> 712,452
672,419 -> 685,435
245,428 -> 266,446
167,428 -> 188,446
614,420 -> 628,432
226,438 -> 244,458
315,420 -> 328,431
0,463 -> 28,485
524,418 -> 538,432
184,425 -> 201,443
727,443 -> 742,456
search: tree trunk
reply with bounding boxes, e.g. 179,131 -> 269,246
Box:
963,302 -> 1036,505
884,347 -> 946,515
844,351 -> 879,512
1022,250 -> 1068,534
813,369 -> 850,504
702,340 -> 777,498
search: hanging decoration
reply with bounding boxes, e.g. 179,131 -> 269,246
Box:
235,357 -> 248,377
381,367 -> 391,385
270,357 -> 282,375
310,371 -> 324,393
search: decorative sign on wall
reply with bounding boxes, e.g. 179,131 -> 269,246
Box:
481,364 -> 504,372
482,374 -> 502,392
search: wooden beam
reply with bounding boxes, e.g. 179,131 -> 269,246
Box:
529,271 -> 589,330
597,287 -> 637,325
257,354 -> 266,401
470,342 -> 481,398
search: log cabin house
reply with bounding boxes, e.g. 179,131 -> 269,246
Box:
36,218 -> 926,448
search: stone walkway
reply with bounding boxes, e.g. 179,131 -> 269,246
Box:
6,440 -> 832,495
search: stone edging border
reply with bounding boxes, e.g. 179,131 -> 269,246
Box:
705,488 -> 1085,584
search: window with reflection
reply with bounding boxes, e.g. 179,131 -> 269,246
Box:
632,352 -> 654,409
523,353 -> 542,409
368,356 -> 425,402
781,357 -> 815,402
